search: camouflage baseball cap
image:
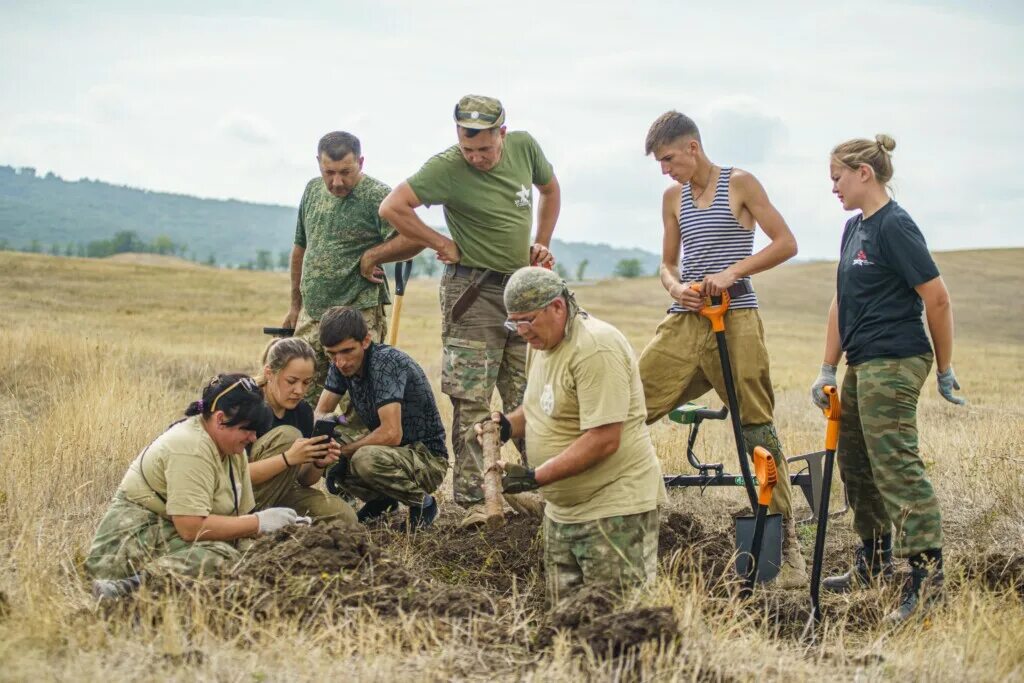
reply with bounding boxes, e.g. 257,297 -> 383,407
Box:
504,266 -> 566,313
453,94 -> 505,130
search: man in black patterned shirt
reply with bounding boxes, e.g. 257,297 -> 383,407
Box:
314,306 -> 448,528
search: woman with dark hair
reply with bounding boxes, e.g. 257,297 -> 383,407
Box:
86,373 -> 303,599
248,338 -> 357,525
810,134 -> 964,623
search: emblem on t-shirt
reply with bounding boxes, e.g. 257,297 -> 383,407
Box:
514,184 -> 532,208
540,383 -> 555,415
852,249 -> 873,267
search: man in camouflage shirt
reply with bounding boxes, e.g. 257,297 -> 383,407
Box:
282,131 -> 422,405
377,95 -> 561,528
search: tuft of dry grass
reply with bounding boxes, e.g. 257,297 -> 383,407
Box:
0,249 -> 1022,681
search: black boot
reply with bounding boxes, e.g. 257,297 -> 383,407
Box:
822,536 -> 893,593
886,549 -> 944,624
356,496 -> 399,523
403,494 -> 438,531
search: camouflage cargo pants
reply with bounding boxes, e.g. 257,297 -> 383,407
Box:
333,441 -> 448,507
440,269 -> 527,508
639,309 -> 794,518
295,303 -> 388,407
250,425 -> 358,525
544,509 -> 659,606
838,353 -> 943,557
84,493 -> 241,580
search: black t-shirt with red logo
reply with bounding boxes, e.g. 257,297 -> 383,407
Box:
837,200 -> 940,366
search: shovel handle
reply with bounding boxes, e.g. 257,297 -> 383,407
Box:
752,446 -> 778,507
822,385 -> 841,451
690,284 -> 730,332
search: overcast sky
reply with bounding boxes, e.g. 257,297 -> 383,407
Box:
2,1 -> 1021,259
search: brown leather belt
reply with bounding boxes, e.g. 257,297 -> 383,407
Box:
445,264 -> 514,288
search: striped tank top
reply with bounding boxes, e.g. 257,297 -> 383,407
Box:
668,166 -> 758,314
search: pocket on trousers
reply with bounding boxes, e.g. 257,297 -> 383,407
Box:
441,337 -> 501,402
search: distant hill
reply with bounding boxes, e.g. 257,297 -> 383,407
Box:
0,165 -> 658,277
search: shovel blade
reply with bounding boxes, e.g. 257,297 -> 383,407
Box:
735,513 -> 783,583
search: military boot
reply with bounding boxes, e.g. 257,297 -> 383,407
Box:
823,536 -> 893,593
92,574 -> 142,601
885,550 -> 944,624
777,517 -> 808,588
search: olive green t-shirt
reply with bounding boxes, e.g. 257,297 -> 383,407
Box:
524,314 -> 665,523
406,131 -> 554,273
294,174 -> 396,319
119,416 -> 255,519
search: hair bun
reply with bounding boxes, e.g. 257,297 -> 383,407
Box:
875,134 -> 896,153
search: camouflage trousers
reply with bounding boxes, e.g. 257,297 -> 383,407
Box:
295,303 -> 388,407
544,509 -> 659,606
838,353 -> 943,557
250,425 -> 358,525
440,269 -> 527,508
84,493 -> 241,580
639,309 -> 794,518
332,441 -> 448,507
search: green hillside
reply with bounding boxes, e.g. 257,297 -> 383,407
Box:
0,165 -> 659,276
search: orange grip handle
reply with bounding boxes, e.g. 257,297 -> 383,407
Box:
752,446 -> 777,507
690,284 -> 731,332
823,385 -> 841,451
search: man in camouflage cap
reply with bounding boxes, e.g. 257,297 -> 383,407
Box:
376,96 -> 562,528
471,267 -> 666,604
282,131 -> 423,406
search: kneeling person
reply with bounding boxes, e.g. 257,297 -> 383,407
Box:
315,306 -> 448,528
249,338 -> 358,525
477,267 -> 665,605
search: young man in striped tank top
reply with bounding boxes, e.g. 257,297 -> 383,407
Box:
639,111 -> 807,588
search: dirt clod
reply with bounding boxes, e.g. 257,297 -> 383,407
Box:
575,607 -> 678,656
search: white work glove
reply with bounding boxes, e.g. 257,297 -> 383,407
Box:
937,366 -> 966,405
255,507 -> 298,535
810,363 -> 838,410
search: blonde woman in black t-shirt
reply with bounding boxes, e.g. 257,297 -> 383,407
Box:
809,134 -> 965,624
249,337 -> 358,525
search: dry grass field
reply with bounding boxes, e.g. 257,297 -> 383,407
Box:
0,248 -> 1022,682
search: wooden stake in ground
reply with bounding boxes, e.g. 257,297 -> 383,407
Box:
480,421 -> 506,531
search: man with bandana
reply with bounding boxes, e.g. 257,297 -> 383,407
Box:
470,267 -> 665,604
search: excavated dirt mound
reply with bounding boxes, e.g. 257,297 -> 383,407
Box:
961,553 -> 1024,598
658,511 -> 736,586
151,520 -> 493,621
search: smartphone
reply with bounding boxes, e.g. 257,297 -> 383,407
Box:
312,419 -> 337,443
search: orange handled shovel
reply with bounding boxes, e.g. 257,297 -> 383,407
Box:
737,447 -> 782,594
805,385 -> 841,636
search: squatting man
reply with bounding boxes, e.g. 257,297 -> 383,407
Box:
471,266 -> 666,604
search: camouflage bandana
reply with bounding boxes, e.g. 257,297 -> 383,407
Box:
504,267 -> 585,339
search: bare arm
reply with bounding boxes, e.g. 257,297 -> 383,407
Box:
172,513 -> 259,542
379,182 -> 460,264
248,434 -> 337,486
339,402 -> 403,456
657,184 -> 703,311
314,390 -> 342,421
703,171 -> 798,295
916,276 -> 954,372
823,296 -> 842,366
283,245 -> 305,328
534,422 -> 623,486
533,175 -> 560,249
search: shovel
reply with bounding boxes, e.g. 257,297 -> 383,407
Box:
387,259 -> 414,347
737,447 -> 782,593
804,384 -> 841,639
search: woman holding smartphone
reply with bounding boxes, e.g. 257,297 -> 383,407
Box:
809,134 -> 965,624
248,337 -> 357,525
86,373 -> 301,599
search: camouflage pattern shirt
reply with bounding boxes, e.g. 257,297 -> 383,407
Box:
294,174 -> 395,320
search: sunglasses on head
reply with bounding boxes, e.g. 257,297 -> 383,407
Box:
209,377 -> 259,414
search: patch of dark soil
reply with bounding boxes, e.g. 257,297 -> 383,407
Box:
395,515 -> 543,596
961,553 -> 1024,598
575,607 -> 678,656
150,520 -> 493,621
0,591 -> 9,621
658,512 -> 736,586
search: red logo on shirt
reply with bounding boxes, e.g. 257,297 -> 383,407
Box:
852,249 -> 873,267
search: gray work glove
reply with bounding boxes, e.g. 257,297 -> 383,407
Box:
810,363 -> 838,410
501,463 -> 539,494
937,367 -> 966,405
255,507 -> 299,534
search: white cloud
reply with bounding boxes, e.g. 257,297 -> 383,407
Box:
218,112 -> 276,145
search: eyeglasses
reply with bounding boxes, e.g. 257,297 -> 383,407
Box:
210,376 -> 259,414
504,315 -> 539,334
